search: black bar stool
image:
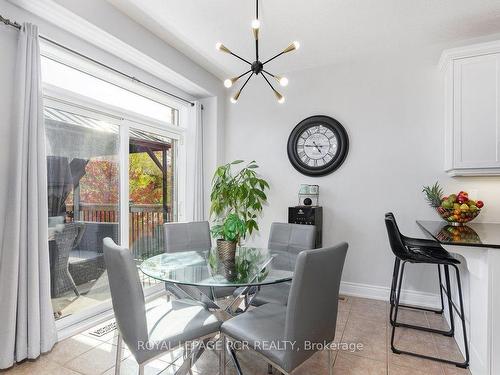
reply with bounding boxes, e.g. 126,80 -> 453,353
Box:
385,213 -> 469,368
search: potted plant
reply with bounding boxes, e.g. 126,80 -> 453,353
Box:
210,160 -> 269,260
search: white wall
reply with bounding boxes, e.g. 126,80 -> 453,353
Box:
224,50 -> 500,297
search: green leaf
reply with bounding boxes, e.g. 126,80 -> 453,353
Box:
254,190 -> 267,200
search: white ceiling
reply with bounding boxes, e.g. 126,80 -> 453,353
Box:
106,0 -> 500,79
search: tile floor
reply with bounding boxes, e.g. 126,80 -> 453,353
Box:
0,296 -> 472,375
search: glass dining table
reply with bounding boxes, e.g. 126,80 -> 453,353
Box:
140,246 -> 296,314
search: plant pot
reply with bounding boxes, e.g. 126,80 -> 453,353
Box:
219,260 -> 237,282
217,239 -> 237,261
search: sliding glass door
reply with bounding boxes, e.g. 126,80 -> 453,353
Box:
45,105 -> 120,320
45,100 -> 181,324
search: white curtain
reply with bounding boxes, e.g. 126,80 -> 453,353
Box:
191,101 -> 205,221
0,23 -> 57,369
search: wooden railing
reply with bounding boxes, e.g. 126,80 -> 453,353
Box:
129,204 -> 165,259
66,202 -> 170,259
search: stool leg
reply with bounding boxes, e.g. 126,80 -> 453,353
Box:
390,262 -> 453,336
444,265 -> 455,336
452,265 -> 470,368
391,262 -> 469,369
390,261 -> 445,325
390,261 -> 405,354
437,264 -> 445,314
389,258 -> 401,325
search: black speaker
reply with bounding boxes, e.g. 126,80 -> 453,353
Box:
288,206 -> 323,248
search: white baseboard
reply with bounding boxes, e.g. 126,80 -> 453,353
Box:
340,281 -> 441,309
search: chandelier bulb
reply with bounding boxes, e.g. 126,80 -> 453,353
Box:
251,19 -> 260,30
283,41 -> 300,54
231,90 -> 241,103
274,90 -> 285,104
224,79 -> 233,88
275,75 -> 289,87
215,42 -> 231,54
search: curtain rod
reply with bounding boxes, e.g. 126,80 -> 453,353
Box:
0,14 -> 196,107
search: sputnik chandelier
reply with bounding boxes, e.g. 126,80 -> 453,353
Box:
215,0 -> 300,104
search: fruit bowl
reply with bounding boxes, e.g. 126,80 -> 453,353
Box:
436,206 -> 480,226
423,183 -> 484,226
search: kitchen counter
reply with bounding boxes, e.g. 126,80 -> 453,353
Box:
417,220 -> 500,375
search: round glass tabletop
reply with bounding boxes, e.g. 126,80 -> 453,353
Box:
139,247 -> 296,287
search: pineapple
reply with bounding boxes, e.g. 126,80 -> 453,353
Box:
422,182 -> 444,208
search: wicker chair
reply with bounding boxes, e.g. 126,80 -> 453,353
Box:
50,222 -> 84,298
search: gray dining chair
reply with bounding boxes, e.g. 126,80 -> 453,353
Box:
248,222 -> 316,306
103,238 -> 222,375
163,221 -> 234,303
220,242 -> 348,375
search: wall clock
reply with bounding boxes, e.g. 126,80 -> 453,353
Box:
287,115 -> 349,177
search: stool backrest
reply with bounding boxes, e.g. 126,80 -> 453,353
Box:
384,213 -> 414,261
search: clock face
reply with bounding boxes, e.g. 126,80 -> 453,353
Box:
297,125 -> 338,168
287,116 -> 349,177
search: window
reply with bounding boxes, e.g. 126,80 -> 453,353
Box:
43,52 -> 186,322
41,56 -> 179,125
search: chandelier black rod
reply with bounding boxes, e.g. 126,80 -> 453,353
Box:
262,69 -> 276,77
230,51 -> 252,65
237,69 -> 253,79
255,0 -> 259,62
239,72 -> 254,94
262,50 -> 286,65
261,71 -> 277,91
256,40 -> 259,62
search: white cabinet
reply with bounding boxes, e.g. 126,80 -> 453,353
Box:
441,41 -> 500,176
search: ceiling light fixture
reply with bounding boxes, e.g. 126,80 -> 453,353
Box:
216,0 -> 299,103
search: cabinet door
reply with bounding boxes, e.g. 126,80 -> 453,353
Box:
453,54 -> 500,169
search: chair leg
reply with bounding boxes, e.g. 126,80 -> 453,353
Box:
390,260 -> 445,325
390,262 -> 453,336
389,258 -> 401,324
391,261 -> 405,354
443,265 -> 456,336
66,270 -> 80,297
115,333 -> 123,375
392,262 -> 469,368
437,264 -> 445,314
220,334 -> 226,375
452,265 -> 470,368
